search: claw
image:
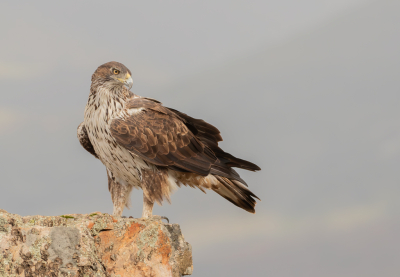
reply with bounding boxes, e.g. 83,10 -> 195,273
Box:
140,215 -> 169,223
160,216 -> 169,223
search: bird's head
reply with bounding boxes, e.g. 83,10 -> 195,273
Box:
92,61 -> 133,90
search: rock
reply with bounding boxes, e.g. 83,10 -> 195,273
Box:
0,210 -> 193,277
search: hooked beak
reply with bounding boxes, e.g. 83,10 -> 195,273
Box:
121,73 -> 133,90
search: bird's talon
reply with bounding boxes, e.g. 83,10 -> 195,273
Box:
160,216 -> 169,223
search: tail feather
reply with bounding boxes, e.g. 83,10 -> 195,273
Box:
210,162 -> 248,186
213,176 -> 259,213
166,107 -> 261,213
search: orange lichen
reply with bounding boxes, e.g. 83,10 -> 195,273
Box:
0,212 -> 192,277
157,228 -> 173,266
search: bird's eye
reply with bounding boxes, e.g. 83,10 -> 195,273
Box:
113,69 -> 120,75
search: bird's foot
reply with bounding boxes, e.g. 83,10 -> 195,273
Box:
142,215 -> 169,223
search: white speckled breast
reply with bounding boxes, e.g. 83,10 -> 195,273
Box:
83,86 -> 150,188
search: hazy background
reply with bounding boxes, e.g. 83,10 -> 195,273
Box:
1,0 -> 399,276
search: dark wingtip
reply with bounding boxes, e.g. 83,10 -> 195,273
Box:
226,160 -> 261,171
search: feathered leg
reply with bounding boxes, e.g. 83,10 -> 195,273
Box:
108,170 -> 132,217
142,192 -> 169,222
142,193 -> 154,218
140,168 -> 174,220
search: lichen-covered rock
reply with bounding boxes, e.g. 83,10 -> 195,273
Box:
0,209 -> 193,277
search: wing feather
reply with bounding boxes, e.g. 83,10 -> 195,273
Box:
110,98 -> 217,176
168,108 -> 261,172
77,122 -> 98,158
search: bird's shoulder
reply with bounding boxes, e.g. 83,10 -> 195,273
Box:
122,96 -> 177,118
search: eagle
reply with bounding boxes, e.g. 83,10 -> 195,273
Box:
77,61 -> 260,218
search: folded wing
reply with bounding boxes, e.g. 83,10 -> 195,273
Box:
110,98 -> 217,176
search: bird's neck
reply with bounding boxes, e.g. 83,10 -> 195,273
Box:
89,81 -> 134,106
85,82 -> 135,123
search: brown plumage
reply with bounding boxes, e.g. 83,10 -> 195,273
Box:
78,61 -> 260,217
111,98 -> 217,176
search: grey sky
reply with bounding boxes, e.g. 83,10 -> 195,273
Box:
1,0 -> 399,276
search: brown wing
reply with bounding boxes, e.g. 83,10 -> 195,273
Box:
167,108 -> 260,171
166,108 -> 260,187
77,122 -> 98,159
110,98 -> 217,176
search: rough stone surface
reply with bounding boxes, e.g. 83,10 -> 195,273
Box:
0,209 -> 193,277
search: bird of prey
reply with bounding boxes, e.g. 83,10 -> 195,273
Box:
77,61 -> 260,218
